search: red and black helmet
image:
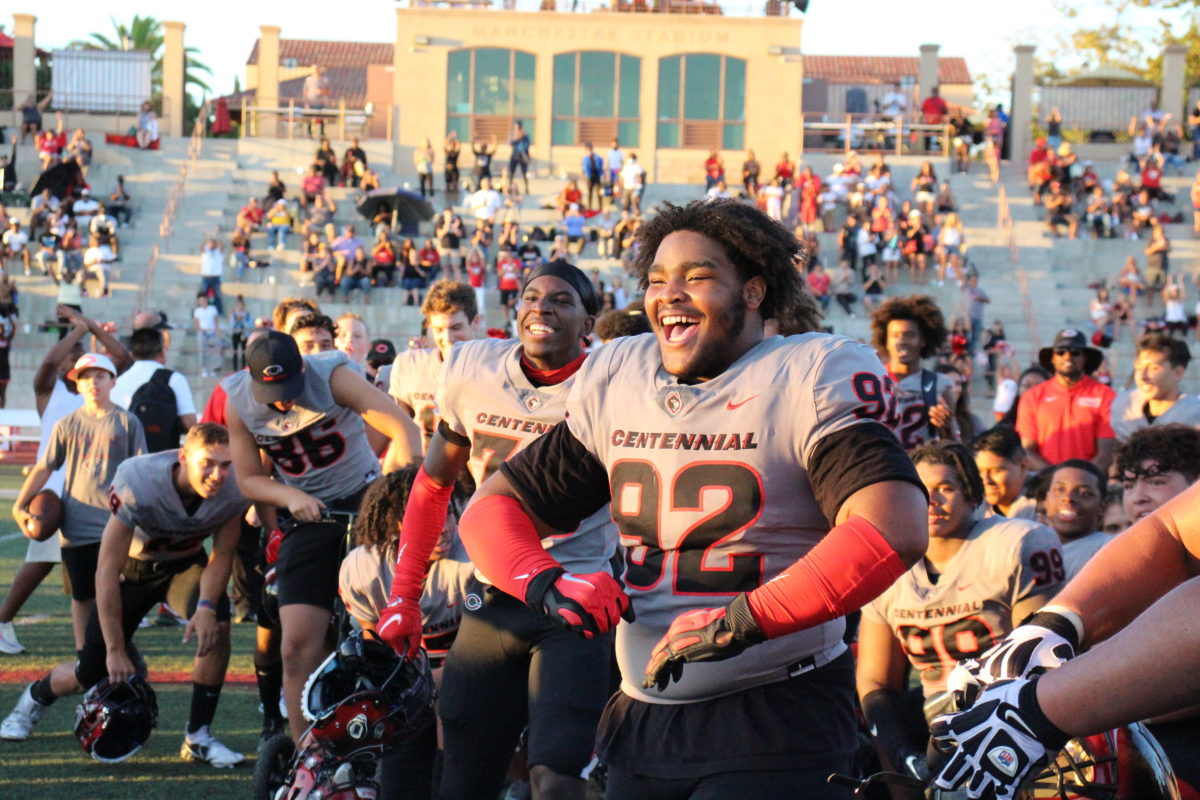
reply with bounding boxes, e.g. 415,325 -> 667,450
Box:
73,676 -> 158,763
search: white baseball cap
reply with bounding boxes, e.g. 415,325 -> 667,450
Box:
67,353 -> 118,382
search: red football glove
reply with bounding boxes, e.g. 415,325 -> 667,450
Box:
376,597 -> 424,659
264,528 -> 285,565
525,567 -> 634,639
642,594 -> 765,691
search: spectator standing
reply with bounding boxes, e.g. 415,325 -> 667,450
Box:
302,66 -> 332,136
703,149 -> 725,191
444,130 -> 462,195
1016,328 -> 1116,471
831,260 -> 857,316
265,170 -> 286,206
881,81 -> 908,119
112,326 -> 197,448
742,150 -> 761,197
508,122 -> 531,195
762,177 -> 784,222
198,239 -> 225,315
470,135 -> 498,191
435,208 -> 465,282
192,293 -> 221,377
0,307 -> 13,407
1045,107 -> 1064,149
962,273 -> 990,352
414,137 -> 435,198
605,138 -> 624,197
920,86 -> 949,151
619,154 -> 646,214
468,178 -> 503,226
229,297 -> 251,371
581,143 -> 605,211
18,93 -> 52,144
465,246 -> 486,313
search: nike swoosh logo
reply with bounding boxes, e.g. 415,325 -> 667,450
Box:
726,395 -> 758,411
958,583 -> 975,592
377,615 -> 405,634
923,382 -> 935,393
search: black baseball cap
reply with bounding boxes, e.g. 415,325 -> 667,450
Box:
367,338 -> 397,367
246,330 -> 306,403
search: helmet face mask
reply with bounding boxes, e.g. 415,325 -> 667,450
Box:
74,676 -> 159,763
300,632 -> 435,755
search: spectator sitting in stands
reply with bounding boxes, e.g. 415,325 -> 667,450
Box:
371,230 -> 397,288
66,129 -> 92,177
1139,154 -> 1173,203
29,189 -> 58,239
2,218 -> 31,276
136,101 -> 159,149
563,205 -> 587,254
310,242 -> 337,300
71,189 -> 99,232
331,224 -> 365,276
265,200 -> 293,251
265,170 -> 286,206
1077,160 -> 1100,199
18,92 -> 52,144
338,248 -> 372,305
555,179 -> 583,218
236,197 -> 264,232
35,112 -> 66,170
300,164 -> 326,209
1130,189 -> 1156,238
89,205 -> 118,259
935,180 -> 956,214
1045,181 -> 1078,239
418,238 -> 441,283
1084,185 -> 1115,239
107,176 -> 132,228
360,168 -> 380,193
33,227 -> 63,279
1128,119 -> 1154,171
342,137 -> 367,188
302,193 -> 336,241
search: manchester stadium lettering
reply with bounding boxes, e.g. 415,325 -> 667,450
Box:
609,430 -> 760,450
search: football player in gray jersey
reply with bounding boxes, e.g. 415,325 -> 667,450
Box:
377,261 -> 610,800
1111,332 -> 1200,443
224,331 -> 421,741
856,442 -> 1063,780
871,295 -> 959,450
453,200 -> 929,799
1,424 -> 250,767
971,426 -> 1038,520
389,280 -> 481,445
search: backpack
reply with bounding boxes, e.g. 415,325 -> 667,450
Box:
130,368 -> 182,453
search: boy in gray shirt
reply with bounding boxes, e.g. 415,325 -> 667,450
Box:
12,353 -> 145,649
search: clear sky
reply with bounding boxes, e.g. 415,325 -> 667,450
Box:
4,0 -> 1184,102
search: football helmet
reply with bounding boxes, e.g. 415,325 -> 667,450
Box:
300,632 -> 434,755
74,676 -> 158,763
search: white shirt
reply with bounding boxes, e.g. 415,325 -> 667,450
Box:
193,305 -> 219,334
993,377 -> 1018,418
469,189 -> 502,221
620,162 -> 645,190
3,230 -> 28,251
199,247 -> 223,277
72,197 -> 100,220
607,148 -> 624,171
112,359 -> 198,417
83,244 -> 114,269
882,91 -> 908,117
763,185 -> 783,220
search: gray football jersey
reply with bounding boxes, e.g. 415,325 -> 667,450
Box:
224,350 -> 379,503
863,516 -> 1063,698
1061,531 -> 1114,580
389,347 -> 442,443
109,450 -> 250,562
439,337 -> 618,576
566,332 -> 894,703
890,369 -> 957,450
338,544 -> 474,640
1110,388 -> 1200,443
983,496 -> 1038,521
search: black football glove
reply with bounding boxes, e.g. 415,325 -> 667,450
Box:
642,593 -> 765,691
946,611 -> 1078,709
931,678 -> 1069,800
525,567 -> 634,638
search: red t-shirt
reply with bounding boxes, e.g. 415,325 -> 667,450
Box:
705,157 -> 724,179
467,260 -> 485,288
921,96 -> 948,124
1141,166 -> 1162,189
240,205 -> 264,225
1015,375 -> 1115,463
806,271 -> 831,296
200,382 -> 228,425
498,258 -> 522,290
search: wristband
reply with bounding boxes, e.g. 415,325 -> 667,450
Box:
195,599 -> 217,613
1036,605 -> 1085,647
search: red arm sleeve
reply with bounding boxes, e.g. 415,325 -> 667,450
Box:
458,494 -> 561,603
745,515 -> 907,640
387,466 -> 455,602
200,384 -> 227,425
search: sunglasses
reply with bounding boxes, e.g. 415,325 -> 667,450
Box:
1054,347 -> 1082,356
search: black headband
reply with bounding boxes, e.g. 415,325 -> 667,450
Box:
522,260 -> 600,315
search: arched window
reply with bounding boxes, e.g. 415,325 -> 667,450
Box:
552,51 -> 641,146
447,48 -> 535,142
657,54 -> 745,150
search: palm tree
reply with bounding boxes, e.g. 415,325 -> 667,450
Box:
73,15 -> 212,96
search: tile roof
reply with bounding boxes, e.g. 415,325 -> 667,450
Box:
803,56 -> 971,86
247,39 -> 394,68
222,67 -> 369,107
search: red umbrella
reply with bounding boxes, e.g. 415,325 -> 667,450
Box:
211,97 -> 232,136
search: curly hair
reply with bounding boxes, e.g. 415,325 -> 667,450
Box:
595,309 -> 652,342
422,279 -> 479,322
911,441 -> 986,507
870,295 -> 947,359
630,199 -> 822,330
1115,423 -> 1200,482
272,297 -> 320,333
352,466 -> 422,559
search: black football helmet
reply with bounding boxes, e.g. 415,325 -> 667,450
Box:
300,631 -> 435,755
73,676 -> 158,763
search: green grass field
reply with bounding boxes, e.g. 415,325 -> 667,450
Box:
0,484 -> 268,799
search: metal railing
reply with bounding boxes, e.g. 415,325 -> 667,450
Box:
996,185 -> 1039,360
799,113 -> 955,158
401,0 -> 798,17
135,101 -> 210,316
237,101 -> 385,142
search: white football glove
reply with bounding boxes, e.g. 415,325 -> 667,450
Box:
931,678 -> 1067,800
946,611 -> 1078,710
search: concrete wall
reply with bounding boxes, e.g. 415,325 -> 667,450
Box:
392,7 -> 803,183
